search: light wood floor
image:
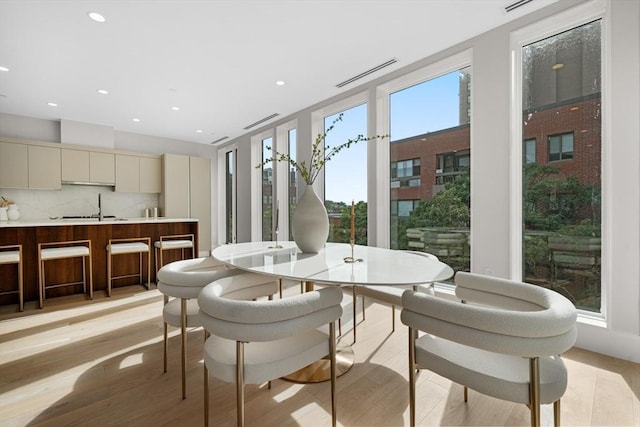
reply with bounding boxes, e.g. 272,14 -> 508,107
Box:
0,285 -> 638,427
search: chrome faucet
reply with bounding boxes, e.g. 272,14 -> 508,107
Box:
98,193 -> 103,221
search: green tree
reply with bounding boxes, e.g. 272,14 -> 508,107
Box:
523,163 -> 599,231
407,167 -> 470,229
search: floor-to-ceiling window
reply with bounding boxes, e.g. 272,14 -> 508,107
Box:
217,145 -> 236,245
288,128 -> 297,241
388,66 -> 471,275
521,20 -> 602,312
323,103 -> 368,244
261,136 -> 273,241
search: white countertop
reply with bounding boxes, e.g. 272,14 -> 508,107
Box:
0,217 -> 197,228
212,241 -> 454,286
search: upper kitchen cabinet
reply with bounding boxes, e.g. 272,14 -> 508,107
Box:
28,145 -> 61,190
139,156 -> 161,193
90,152 -> 116,185
115,154 -> 161,193
62,148 -> 115,185
0,140 -> 60,190
0,141 -> 29,188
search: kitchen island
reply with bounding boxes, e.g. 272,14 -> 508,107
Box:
0,217 -> 198,308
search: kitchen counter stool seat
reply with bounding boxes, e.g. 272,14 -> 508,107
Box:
106,237 -> 151,296
38,240 -> 93,309
0,244 -> 24,311
154,233 -> 195,275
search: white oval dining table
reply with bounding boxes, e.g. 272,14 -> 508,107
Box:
211,241 -> 455,383
211,241 -> 454,288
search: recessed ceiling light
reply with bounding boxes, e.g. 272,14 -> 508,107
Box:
171,106 -> 180,111
88,12 -> 106,23
276,80 -> 285,86
0,66 -> 9,72
47,102 -> 58,107
132,118 -> 141,122
196,129 -> 203,133
97,89 -> 109,95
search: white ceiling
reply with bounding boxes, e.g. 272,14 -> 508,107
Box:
0,0 -> 557,146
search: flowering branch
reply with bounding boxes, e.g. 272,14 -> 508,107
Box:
257,113 -> 388,185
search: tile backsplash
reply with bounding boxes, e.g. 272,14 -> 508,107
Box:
0,185 -> 159,220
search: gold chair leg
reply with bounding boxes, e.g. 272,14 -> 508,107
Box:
204,359 -> 209,427
163,321 -> 168,373
330,321 -> 337,427
391,305 -> 395,332
553,400 -> 561,427
352,287 -> 357,344
107,247 -> 112,297
529,357 -> 540,427
87,249 -> 93,300
17,249 -> 24,311
181,298 -> 187,400
408,326 -> 416,427
236,341 -> 245,427
163,295 -> 169,373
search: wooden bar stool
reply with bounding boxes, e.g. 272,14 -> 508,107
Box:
106,237 -> 151,296
38,240 -> 93,309
154,233 -> 195,275
0,244 -> 24,312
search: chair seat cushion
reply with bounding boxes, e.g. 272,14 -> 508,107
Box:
204,328 -> 329,384
0,251 -> 20,264
357,284 -> 435,307
163,298 -> 202,328
155,239 -> 193,250
108,242 -> 149,254
415,333 -> 568,405
357,285 -> 404,306
41,246 -> 90,260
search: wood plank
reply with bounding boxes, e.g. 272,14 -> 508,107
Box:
0,288 -> 638,426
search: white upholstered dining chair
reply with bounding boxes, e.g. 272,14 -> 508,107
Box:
198,272 -> 343,427
351,251 -> 438,343
401,271 -> 577,427
156,256 -> 240,399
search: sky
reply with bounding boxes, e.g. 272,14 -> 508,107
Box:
323,70 -> 463,203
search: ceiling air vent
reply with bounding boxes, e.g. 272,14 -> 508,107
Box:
210,136 -> 229,145
243,113 -> 280,130
505,0 -> 534,12
336,58 -> 398,88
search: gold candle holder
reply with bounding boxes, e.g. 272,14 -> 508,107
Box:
343,239 -> 363,263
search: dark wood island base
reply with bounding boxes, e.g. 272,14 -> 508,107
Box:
0,218 -> 198,308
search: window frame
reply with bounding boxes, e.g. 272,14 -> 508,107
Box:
509,0 -> 607,319
375,49 -> 473,249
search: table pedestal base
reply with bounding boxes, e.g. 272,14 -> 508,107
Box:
282,342 -> 354,383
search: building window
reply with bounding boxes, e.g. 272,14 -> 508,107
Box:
548,132 -> 574,161
391,200 -> 420,217
524,138 -> 536,164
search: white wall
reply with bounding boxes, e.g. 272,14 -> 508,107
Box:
223,0 -> 639,362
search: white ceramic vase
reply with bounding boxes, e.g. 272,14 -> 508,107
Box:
292,185 -> 329,253
7,204 -> 20,221
0,207 -> 8,221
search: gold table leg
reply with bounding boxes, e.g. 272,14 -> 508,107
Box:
282,341 -> 354,383
282,280 -> 355,383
